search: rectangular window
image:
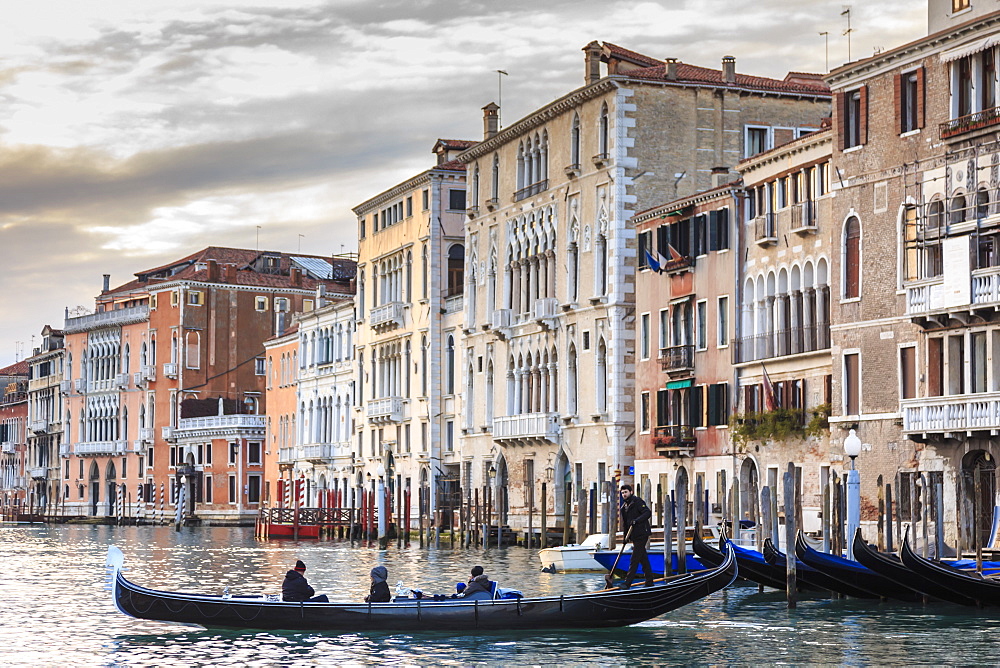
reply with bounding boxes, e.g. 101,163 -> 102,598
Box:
405,423 -> 411,453
717,296 -> 729,347
255,296 -> 268,311
247,441 -> 262,465
583,331 -> 591,351
228,475 -> 237,503
953,0 -> 970,11
228,442 -> 238,465
900,346 -> 917,399
122,457 -> 127,480
746,126 -> 769,157
255,357 -> 266,375
422,189 -> 429,210
205,475 -> 213,503
275,297 -> 289,312
303,299 -> 314,311
187,290 -> 203,306
421,421 -> 428,453
708,209 -> 729,251
897,68 -> 924,134
150,293 -> 158,309
448,189 -> 465,211
638,230 -> 651,269
169,446 -> 177,468
205,443 -> 212,465
147,447 -> 153,469
359,217 -> 366,239
446,421 -> 454,452
247,475 -> 261,503
640,313 -> 650,360
707,383 -> 730,426
844,352 -> 860,415
696,300 -> 707,350
659,309 -> 669,350
693,214 -> 707,256
170,290 -> 179,307
406,196 -> 413,217
656,389 -> 669,426
640,392 -> 650,432
841,87 -> 867,149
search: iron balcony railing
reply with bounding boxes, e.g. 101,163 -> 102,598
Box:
731,324 -> 830,364
513,180 -> 548,202
940,105 -> 1000,139
659,345 -> 694,373
753,213 -> 777,244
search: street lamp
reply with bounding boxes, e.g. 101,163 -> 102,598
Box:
376,463 -> 387,544
844,428 -> 862,559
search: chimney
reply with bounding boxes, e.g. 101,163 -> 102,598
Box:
665,58 -> 679,81
722,55 -> 736,84
584,41 -> 602,85
206,259 -> 219,282
102,274 -> 110,292
483,102 -> 500,140
275,310 -> 286,336
316,284 -> 327,309
290,267 -> 302,287
223,264 -> 235,282
711,166 -> 730,188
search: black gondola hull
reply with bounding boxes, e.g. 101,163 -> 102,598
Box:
763,538 -> 877,598
109,546 -> 737,631
899,534 -> 1000,608
795,532 -> 922,602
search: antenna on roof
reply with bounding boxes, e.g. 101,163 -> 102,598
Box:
256,225 -> 261,252
496,70 -> 508,128
819,31 -> 829,72
841,6 -> 853,62
298,234 -> 304,253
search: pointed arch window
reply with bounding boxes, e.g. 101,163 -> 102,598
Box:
844,216 -> 861,299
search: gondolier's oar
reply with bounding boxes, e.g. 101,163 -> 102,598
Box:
604,526 -> 633,589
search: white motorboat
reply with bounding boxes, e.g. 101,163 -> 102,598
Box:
538,533 -> 611,572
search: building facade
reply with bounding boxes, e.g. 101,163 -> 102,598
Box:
0,361 -> 28,511
25,326 -> 65,514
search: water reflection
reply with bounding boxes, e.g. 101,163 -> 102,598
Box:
4,524 -> 1000,665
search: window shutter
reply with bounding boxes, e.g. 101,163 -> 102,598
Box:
708,211 -> 718,251
835,92 -> 846,151
719,208 -> 729,250
916,66 -> 925,129
690,386 -> 704,428
893,73 -> 902,135
859,85 -> 869,145
638,231 -> 649,269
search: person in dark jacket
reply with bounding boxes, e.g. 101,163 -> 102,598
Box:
619,485 -> 654,589
282,560 -> 329,602
365,565 -> 391,603
460,565 -> 494,599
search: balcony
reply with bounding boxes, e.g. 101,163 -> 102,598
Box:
659,345 -> 694,375
444,294 -> 463,315
731,324 -> 830,364
138,427 -> 154,443
74,378 -> 85,393
754,213 -> 777,246
466,205 -> 480,218
59,380 -> 71,394
59,443 -> 71,457
789,201 -> 817,235
76,440 -> 127,456
940,105 -> 1000,140
563,163 -> 581,178
652,425 -> 696,457
901,392 -> 1000,438
592,153 -> 609,167
163,362 -> 179,379
29,418 -> 49,434
162,426 -> 175,441
905,266 -> 1000,322
64,304 -> 149,334
302,444 -> 333,462
533,297 -> 559,323
278,447 -> 296,464
491,308 -> 513,338
513,180 -> 548,202
176,414 -> 266,432
140,365 -> 156,383
485,197 -> 500,211
493,413 -> 560,444
27,466 -> 47,479
1,441 -> 15,454
367,397 -> 404,423
115,373 -> 130,389
369,301 -> 405,330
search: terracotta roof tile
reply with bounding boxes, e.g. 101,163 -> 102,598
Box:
435,159 -> 467,172
437,139 -> 478,150
620,62 -> 830,95
601,42 -> 662,68
0,360 -> 28,376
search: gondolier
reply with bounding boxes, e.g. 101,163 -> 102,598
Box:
619,485 -> 654,589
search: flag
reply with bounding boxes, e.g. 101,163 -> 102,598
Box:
644,248 -> 662,273
762,364 -> 778,412
666,244 -> 684,262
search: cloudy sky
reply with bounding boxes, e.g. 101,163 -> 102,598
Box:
0,0 -> 925,367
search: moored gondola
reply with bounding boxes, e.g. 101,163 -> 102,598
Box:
762,538 -> 876,598
899,533 -> 1000,607
794,532 -> 922,602
851,529 -> 977,606
106,544 -> 737,631
692,531 -> 818,592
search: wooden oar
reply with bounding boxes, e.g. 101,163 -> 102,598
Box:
604,526 -> 633,588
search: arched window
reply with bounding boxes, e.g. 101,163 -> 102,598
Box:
977,187 -> 990,219
421,244 -> 429,299
927,199 -> 944,231
598,103 -> 609,157
405,251 -> 413,303
472,165 -> 480,208
122,344 -> 130,375
595,234 -> 607,296
491,154 -> 500,201
446,335 -> 455,394
596,339 -> 608,414
486,361 -> 494,425
570,114 -> 581,167
447,245 -> 465,296
516,143 -> 525,190
359,270 -> 366,314
420,335 -> 428,396
950,193 -> 967,225
567,344 -> 578,415
844,216 -> 861,299
568,243 -> 579,303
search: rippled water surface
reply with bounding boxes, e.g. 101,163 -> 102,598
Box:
3,524 -> 1000,666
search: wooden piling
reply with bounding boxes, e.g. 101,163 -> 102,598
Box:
527,482 -> 534,548
783,470 -> 797,608
877,474 -> 885,552
663,489 -> 674,577
885,483 -> 894,553
540,483 -> 547,548
975,466 -> 983,573
562,482 -> 572,546
677,472 -> 688,575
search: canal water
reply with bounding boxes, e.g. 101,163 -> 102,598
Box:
3,524 -> 1000,666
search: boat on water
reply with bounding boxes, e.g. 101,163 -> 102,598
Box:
761,538 -> 878,598
538,533 -> 611,572
590,549 -> 705,576
898,533 -> 1000,607
693,531 -> 824,592
106,544 -> 737,631
793,532 -> 922,602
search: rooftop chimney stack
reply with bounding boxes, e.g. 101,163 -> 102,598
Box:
711,166 -> 730,188
665,58 -> 679,81
102,274 -> 110,292
290,267 -> 302,287
483,102 -> 500,139
207,259 -> 219,282
584,41 -> 602,85
722,55 -> 736,84
316,284 -> 327,309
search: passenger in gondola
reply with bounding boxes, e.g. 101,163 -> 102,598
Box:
619,484 -> 655,589
460,565 -> 495,599
365,565 -> 391,603
282,560 -> 329,602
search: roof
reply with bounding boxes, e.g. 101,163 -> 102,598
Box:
621,61 -> 830,95
436,139 -> 478,150
0,360 -> 29,376
435,159 -> 466,172
601,42 -> 661,68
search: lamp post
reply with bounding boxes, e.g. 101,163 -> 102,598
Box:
844,429 -> 862,559
488,464 -> 497,547
377,463 -> 387,547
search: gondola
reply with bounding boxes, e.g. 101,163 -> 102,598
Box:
899,533 -> 1000,607
850,529 -> 978,606
794,532 -> 922,602
590,550 -> 705,577
762,538 -> 877,598
692,531 -> 811,591
106,544 -> 737,631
